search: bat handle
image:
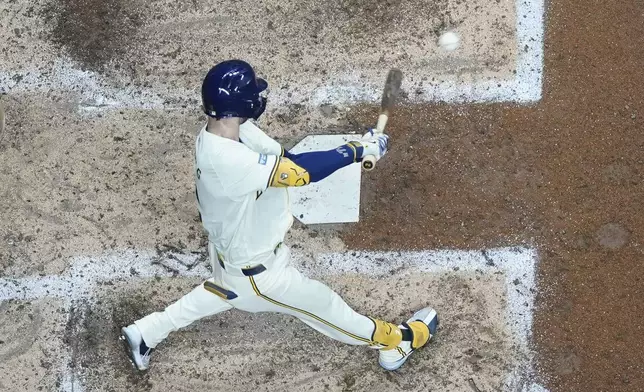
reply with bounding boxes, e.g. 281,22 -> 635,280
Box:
361,113 -> 388,171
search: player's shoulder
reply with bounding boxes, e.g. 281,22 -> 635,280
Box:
239,120 -> 262,134
198,128 -> 242,154
197,127 -> 264,167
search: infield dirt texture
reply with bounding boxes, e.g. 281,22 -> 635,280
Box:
1,0 -> 643,391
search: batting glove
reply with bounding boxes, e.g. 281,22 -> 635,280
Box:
354,128 -> 389,161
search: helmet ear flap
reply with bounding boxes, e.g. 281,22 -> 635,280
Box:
202,104 -> 216,118
251,96 -> 267,120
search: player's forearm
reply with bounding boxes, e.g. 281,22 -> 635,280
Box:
284,143 -> 364,183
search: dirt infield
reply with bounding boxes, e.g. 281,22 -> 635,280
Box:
35,270 -> 512,392
1,0 -> 642,391
343,1 -> 644,390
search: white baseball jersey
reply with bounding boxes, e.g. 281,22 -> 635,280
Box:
194,121 -> 293,267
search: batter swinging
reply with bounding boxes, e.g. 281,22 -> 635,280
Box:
121,60 -> 439,372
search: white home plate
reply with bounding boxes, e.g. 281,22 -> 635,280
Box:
288,134 -> 362,224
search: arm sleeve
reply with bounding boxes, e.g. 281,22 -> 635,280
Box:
270,142 -> 364,186
213,147 -> 280,197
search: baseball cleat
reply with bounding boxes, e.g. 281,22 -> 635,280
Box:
378,307 -> 439,371
120,324 -> 153,371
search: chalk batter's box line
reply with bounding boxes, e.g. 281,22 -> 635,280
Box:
0,247 -> 542,392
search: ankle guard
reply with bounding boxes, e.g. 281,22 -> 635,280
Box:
401,321 -> 430,349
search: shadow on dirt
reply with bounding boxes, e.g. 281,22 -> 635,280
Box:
42,0 -> 144,72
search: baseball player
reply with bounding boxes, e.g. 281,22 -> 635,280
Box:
121,60 -> 438,372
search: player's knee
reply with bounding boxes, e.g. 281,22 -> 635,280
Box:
370,318 -> 403,350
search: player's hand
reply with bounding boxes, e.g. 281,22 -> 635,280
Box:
356,128 -> 389,161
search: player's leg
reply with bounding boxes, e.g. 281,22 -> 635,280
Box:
243,264 -> 378,346
121,277 -> 233,370
280,267 -> 438,370
233,246 -> 438,370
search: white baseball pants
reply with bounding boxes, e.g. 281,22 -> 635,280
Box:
134,243 -> 380,348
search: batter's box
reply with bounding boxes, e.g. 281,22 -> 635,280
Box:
0,247 -> 547,391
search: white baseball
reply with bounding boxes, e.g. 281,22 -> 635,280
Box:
438,31 -> 460,52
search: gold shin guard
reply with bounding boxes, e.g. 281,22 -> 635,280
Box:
370,318 -> 403,350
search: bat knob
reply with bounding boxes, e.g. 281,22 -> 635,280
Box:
362,155 -> 377,171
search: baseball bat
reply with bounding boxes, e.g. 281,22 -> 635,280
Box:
362,68 -> 403,171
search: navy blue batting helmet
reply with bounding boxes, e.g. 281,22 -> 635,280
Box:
201,60 -> 268,120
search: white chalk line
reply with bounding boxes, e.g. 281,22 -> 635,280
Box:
0,0 -> 544,110
0,246 -> 547,392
